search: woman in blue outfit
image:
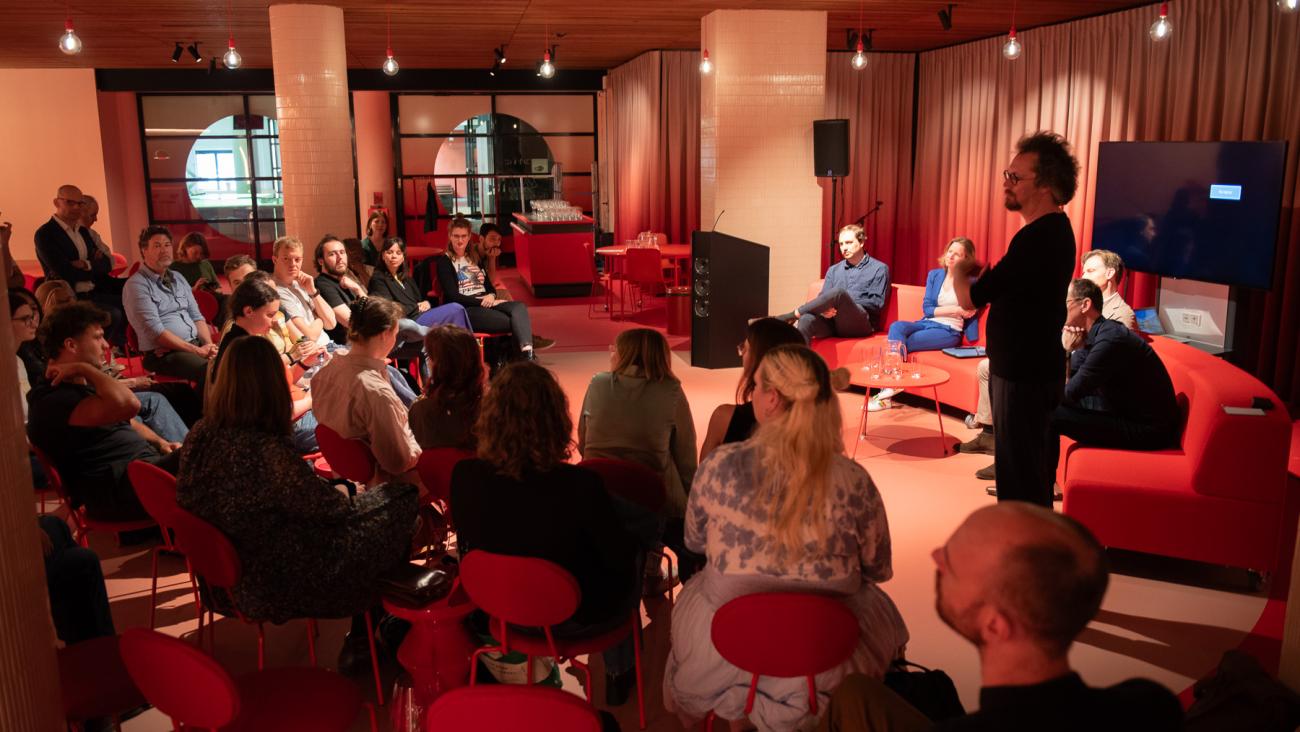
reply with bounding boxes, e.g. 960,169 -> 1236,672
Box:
874,237 -> 981,409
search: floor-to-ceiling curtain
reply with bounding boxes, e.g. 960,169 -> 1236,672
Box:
909,0 -> 1300,409
822,52 -> 916,273
660,51 -> 701,244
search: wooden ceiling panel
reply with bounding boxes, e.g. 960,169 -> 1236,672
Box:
0,1 -> 1150,71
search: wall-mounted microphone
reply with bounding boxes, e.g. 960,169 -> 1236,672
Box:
711,209 -> 726,231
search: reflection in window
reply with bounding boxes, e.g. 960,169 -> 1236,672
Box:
192,150 -> 237,192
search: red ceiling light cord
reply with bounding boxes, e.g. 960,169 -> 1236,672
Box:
226,0 -> 235,49
386,1 -> 393,57
1011,0 -> 1019,36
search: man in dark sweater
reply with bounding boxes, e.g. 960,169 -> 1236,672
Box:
953,132 -> 1079,506
1045,278 -> 1181,470
817,503 -> 1183,732
776,224 -> 890,342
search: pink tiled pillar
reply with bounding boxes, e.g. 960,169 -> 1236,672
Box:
701,10 -> 827,312
269,5 -> 356,268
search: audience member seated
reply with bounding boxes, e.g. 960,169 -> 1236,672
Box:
177,336 -> 418,633
359,209 -> 388,268
665,345 -> 909,730
873,238 -> 981,412
436,217 -> 548,360
1042,278 -> 1181,476
311,297 -> 422,484
39,514 -> 114,645
450,361 -> 642,706
343,237 -> 374,289
408,325 -> 483,451
475,223 -> 511,298
36,279 -> 76,314
123,225 -> 217,389
11,291 -> 41,419
221,267 -> 321,367
817,503 -> 1182,732
350,235 -> 472,334
2,218 -> 23,291
213,277 -> 322,454
774,224 -> 890,343
961,248 -> 1140,481
34,184 -> 124,345
27,302 -> 180,522
270,235 -> 338,352
170,232 -> 226,323
699,317 -> 810,462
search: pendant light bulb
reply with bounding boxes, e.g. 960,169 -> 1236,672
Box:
851,39 -> 868,70
1278,0 -> 1298,13
383,49 -> 400,76
1149,3 -> 1173,41
699,49 -> 713,74
1002,28 -> 1022,60
539,50 -> 555,79
59,19 -> 82,55
223,38 -> 242,69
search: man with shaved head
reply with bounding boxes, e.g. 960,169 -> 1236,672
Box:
35,184 -> 125,345
818,503 -> 1182,732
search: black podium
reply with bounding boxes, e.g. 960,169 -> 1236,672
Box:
690,231 -> 770,369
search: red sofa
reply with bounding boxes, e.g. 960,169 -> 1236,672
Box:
1061,337 -> 1292,573
807,282 -> 989,415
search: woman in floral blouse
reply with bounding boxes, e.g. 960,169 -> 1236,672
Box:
664,344 -> 909,730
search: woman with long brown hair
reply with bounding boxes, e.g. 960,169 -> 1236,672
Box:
450,361 -> 642,706
408,325 -> 484,450
665,345 -> 908,730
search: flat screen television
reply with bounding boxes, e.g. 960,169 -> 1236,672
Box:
1092,141 -> 1287,290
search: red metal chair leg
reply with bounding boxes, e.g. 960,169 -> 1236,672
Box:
932,386 -> 950,456
148,546 -> 161,629
633,615 -> 647,730
364,610 -> 385,706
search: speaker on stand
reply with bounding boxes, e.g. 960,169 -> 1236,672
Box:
814,119 -> 850,264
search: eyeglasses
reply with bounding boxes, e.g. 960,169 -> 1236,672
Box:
11,314 -> 38,325
736,341 -> 748,357
1002,170 -> 1024,185
56,197 -> 85,206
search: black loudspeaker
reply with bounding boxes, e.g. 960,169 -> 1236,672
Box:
814,118 -> 850,178
690,231 -> 770,369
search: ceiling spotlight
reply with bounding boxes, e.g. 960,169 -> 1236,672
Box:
1002,28 -> 1021,60
1280,0 -> 1299,12
489,59 -> 501,76
495,46 -> 507,64
539,48 -> 555,79
207,57 -> 217,75
699,49 -> 712,74
938,4 -> 954,31
59,18 -> 83,55
187,42 -> 202,62
1149,2 -> 1173,41
171,42 -> 183,62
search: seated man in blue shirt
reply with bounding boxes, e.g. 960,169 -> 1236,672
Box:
775,224 -> 890,342
1046,278 -> 1182,474
122,225 -> 217,389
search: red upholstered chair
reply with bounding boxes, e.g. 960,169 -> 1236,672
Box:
577,458 -> 676,604
315,423 -> 378,486
30,442 -> 155,548
193,288 -> 219,323
426,685 -> 603,732
58,635 -> 147,732
119,628 -> 374,732
109,252 -> 129,276
704,592 -> 859,726
459,551 -> 647,729
416,447 -> 474,508
127,460 -> 199,630
621,247 -> 668,315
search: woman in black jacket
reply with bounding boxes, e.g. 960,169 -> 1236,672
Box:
434,218 -> 543,359
367,236 -> 472,331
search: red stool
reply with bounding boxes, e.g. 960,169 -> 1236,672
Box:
426,684 -> 603,731
382,581 -> 478,727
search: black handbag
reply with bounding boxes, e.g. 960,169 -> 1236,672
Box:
377,560 -> 457,608
883,658 -> 966,723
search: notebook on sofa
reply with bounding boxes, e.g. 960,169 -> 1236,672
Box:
941,346 -> 986,358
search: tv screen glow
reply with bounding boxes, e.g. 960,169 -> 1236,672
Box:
1092,141 -> 1286,290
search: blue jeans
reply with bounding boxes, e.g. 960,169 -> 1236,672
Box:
136,390 -> 189,443
386,365 -> 417,407
886,319 -> 962,353
291,409 -> 320,454
795,287 -> 875,342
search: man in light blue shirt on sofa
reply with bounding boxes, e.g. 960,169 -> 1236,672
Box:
122,225 -> 216,390
775,224 -> 890,343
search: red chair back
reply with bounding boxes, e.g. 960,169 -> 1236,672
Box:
315,423 -> 377,484
577,458 -> 666,513
459,551 -> 581,629
29,443 -> 68,504
416,447 -> 475,505
624,247 -> 665,286
426,685 -> 602,732
711,592 -> 859,715
127,460 -> 182,549
119,628 -> 240,729
168,506 -> 241,591
110,252 -> 129,276
193,289 -> 219,323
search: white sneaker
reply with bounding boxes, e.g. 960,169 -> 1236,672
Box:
867,396 -> 892,412
964,414 -> 980,430
876,387 -> 901,400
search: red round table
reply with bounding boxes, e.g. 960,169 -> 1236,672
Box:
849,363 -> 952,458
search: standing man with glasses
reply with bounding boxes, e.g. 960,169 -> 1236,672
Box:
952,133 -> 1079,507
34,184 -> 125,345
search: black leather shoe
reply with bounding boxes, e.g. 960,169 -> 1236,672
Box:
605,669 -> 636,707
336,630 -> 373,676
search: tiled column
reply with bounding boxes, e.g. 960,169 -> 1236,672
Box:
269,5 -> 356,269
0,283 -> 63,732
700,10 -> 827,311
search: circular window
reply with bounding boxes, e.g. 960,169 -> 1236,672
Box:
184,115 -> 282,243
